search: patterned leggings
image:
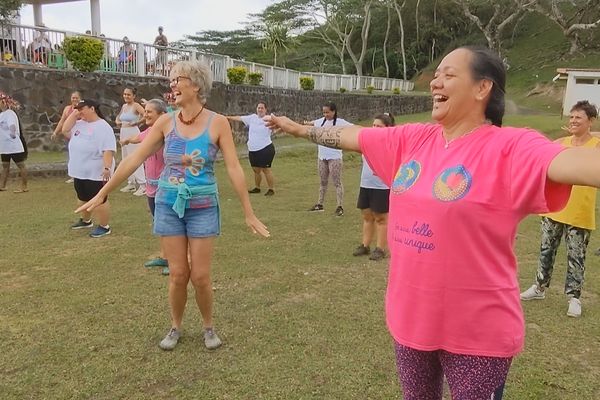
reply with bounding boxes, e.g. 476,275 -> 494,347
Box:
317,159 -> 343,207
394,343 -> 512,400
537,217 -> 591,298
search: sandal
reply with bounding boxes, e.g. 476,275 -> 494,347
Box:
13,188 -> 29,193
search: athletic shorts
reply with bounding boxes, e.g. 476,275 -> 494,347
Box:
73,178 -> 107,203
1,152 -> 27,163
153,202 -> 220,238
248,143 -> 275,168
356,187 -> 390,214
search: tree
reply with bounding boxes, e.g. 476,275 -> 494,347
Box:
0,0 -> 21,23
531,0 -> 600,54
261,22 -> 296,67
451,0 -> 535,55
344,0 -> 374,76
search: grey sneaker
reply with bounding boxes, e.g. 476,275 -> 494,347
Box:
567,297 -> 582,318
520,284 -> 546,301
352,244 -> 370,256
334,206 -> 344,217
159,327 -> 181,351
369,247 -> 386,261
71,218 -> 93,230
203,328 -> 222,350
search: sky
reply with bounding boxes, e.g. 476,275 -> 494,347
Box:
19,0 -> 274,44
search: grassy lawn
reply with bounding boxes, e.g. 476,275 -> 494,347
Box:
2,118 -> 600,399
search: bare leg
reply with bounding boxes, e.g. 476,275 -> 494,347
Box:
77,200 -> 92,222
1,162 -> 9,190
252,166 -> 262,189
93,201 -> 110,226
188,237 -> 216,328
162,236 -> 190,329
373,212 -> 389,250
361,209 -> 375,247
15,162 -> 27,191
263,168 -> 274,190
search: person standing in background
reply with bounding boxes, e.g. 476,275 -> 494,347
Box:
116,87 -> 146,196
0,91 -> 28,193
227,102 -> 276,196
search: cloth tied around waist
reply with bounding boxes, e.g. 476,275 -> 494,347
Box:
158,179 -> 219,218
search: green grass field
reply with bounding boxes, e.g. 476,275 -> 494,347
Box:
2,116 -> 600,399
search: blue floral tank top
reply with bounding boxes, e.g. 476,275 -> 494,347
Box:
155,112 -> 220,209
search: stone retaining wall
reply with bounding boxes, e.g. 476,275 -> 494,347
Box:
0,65 -> 431,151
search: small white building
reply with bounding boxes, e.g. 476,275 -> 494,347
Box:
554,68 -> 600,116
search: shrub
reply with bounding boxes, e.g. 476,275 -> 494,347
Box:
62,36 -> 104,72
227,66 -> 247,84
373,66 -> 387,77
366,85 -> 375,94
339,87 -> 347,93
392,87 -> 401,95
247,72 -> 263,85
299,76 -> 315,91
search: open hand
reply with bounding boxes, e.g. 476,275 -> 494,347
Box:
75,193 -> 105,214
245,215 -> 270,238
263,114 -> 306,138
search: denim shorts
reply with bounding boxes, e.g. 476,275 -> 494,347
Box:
153,202 -> 220,238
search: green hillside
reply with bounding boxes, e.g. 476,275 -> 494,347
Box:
415,13 -> 600,114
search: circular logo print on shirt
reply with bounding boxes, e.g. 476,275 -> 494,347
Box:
391,160 -> 421,195
432,165 -> 472,202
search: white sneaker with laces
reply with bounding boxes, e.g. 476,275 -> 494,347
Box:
520,284 -> 546,300
120,183 -> 137,192
133,185 -> 146,196
567,297 -> 581,318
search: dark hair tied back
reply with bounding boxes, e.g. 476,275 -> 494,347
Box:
460,46 -> 506,127
321,101 -> 338,126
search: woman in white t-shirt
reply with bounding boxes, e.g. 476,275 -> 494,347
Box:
0,91 -> 28,193
307,102 -> 351,216
352,113 -> 393,261
227,102 -> 276,196
57,99 -> 116,238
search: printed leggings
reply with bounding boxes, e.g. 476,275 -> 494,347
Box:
317,158 -> 343,207
537,217 -> 590,298
395,342 -> 512,400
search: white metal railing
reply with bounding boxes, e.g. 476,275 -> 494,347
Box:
0,22 -> 414,92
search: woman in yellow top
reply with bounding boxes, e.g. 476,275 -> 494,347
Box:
521,100 -> 599,318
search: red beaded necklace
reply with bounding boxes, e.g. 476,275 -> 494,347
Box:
178,106 -> 204,125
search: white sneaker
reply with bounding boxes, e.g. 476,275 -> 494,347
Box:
520,284 -> 546,300
65,177 -> 74,183
567,297 -> 582,318
120,183 -> 136,192
132,185 -> 146,196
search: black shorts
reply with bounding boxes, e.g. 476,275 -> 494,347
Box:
1,152 -> 27,163
248,143 -> 275,168
73,178 -> 108,203
356,187 -> 390,214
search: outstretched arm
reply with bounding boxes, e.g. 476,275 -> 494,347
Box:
263,114 -> 362,152
225,116 -> 242,122
548,146 -> 600,187
215,115 -> 270,237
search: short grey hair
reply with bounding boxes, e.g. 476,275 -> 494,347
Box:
172,60 -> 212,104
145,98 -> 167,114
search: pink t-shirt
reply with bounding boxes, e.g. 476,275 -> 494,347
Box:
139,128 -> 165,198
359,123 -> 571,357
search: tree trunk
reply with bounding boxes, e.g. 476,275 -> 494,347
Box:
383,2 -> 391,77
393,1 -> 407,82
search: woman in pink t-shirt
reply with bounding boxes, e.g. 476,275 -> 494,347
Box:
265,46 -> 600,399
120,98 -> 168,274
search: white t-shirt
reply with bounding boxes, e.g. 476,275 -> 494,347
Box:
360,155 -> 389,190
68,119 -> 116,181
0,109 -> 25,154
313,117 -> 352,160
240,114 -> 272,151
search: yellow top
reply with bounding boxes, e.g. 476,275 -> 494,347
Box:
543,136 -> 600,230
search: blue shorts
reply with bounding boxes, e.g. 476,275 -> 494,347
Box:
153,202 -> 220,238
